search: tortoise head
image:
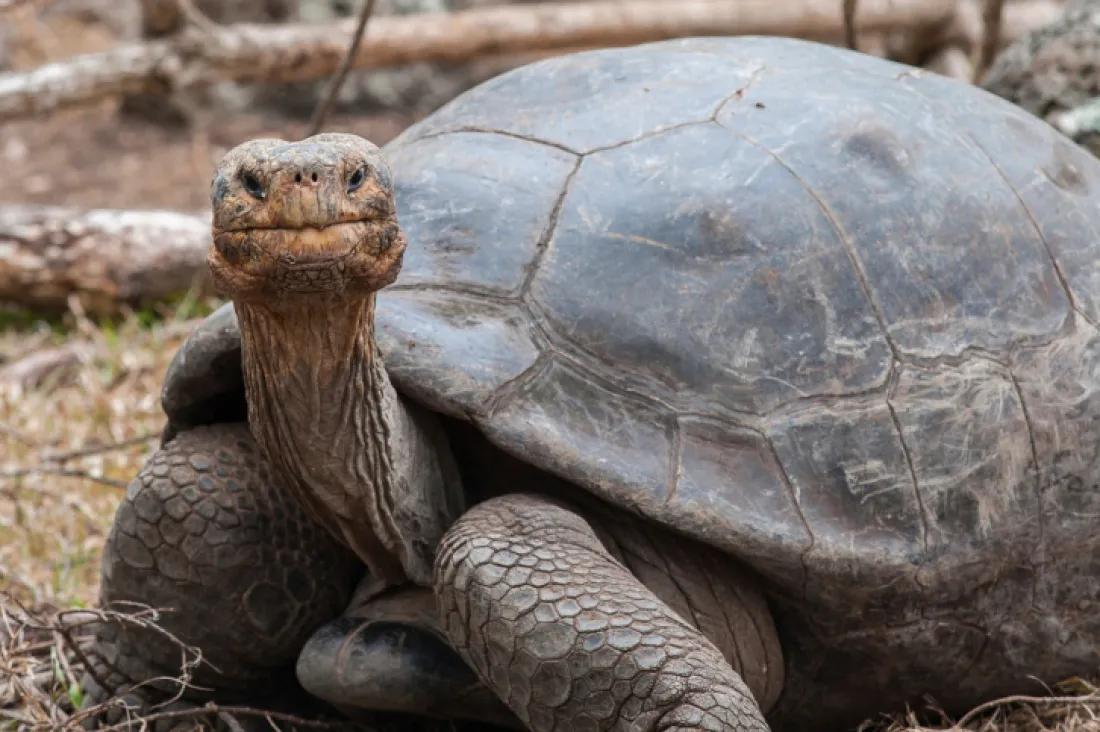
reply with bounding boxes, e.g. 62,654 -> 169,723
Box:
208,133 -> 406,301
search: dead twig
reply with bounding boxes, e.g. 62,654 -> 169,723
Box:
0,466 -> 128,489
39,432 -> 159,464
56,624 -> 109,698
955,692 -> 1100,728
844,0 -> 858,50
97,702 -> 371,731
307,0 -> 379,137
974,0 -> 1006,81
1,593 -> 370,731
1,432 -> 157,494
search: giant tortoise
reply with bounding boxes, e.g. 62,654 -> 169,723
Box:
91,36 -> 1100,731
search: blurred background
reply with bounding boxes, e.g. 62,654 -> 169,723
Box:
1,0 -> 1098,728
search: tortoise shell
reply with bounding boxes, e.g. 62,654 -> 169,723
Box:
164,37 -> 1100,724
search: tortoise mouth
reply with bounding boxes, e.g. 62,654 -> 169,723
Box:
209,217 -> 406,298
214,220 -> 375,262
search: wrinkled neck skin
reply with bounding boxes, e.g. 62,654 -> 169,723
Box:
236,295 -> 462,586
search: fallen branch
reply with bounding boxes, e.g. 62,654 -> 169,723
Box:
0,0 -> 958,122
0,205 -> 210,312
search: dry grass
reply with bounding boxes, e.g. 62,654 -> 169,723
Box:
0,297 -> 212,610
0,297 -> 381,731
0,300 -> 204,729
1,598 -> 196,730
0,595 -> 368,730
859,681 -> 1100,731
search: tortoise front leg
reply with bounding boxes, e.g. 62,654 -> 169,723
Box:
434,494 -> 773,732
86,423 -> 360,723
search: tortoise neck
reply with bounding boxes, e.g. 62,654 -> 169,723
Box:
234,295 -> 407,583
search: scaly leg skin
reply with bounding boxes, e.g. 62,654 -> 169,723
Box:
434,494 -> 773,732
84,423 -> 361,728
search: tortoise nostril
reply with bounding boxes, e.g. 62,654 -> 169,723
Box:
294,172 -> 302,184
311,172 -> 318,183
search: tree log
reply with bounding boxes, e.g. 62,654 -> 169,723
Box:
0,0 -> 959,122
0,206 -> 210,312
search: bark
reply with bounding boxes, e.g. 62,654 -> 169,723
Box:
0,0 -> 959,122
0,206 -> 210,312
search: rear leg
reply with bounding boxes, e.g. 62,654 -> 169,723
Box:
84,423 -> 361,725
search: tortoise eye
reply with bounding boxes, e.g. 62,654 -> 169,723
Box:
241,171 -> 265,200
347,166 -> 367,193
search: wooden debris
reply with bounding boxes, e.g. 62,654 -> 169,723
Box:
0,0 -> 958,122
0,206 -> 210,311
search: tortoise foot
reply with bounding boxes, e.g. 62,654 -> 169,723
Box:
298,585 -> 519,728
